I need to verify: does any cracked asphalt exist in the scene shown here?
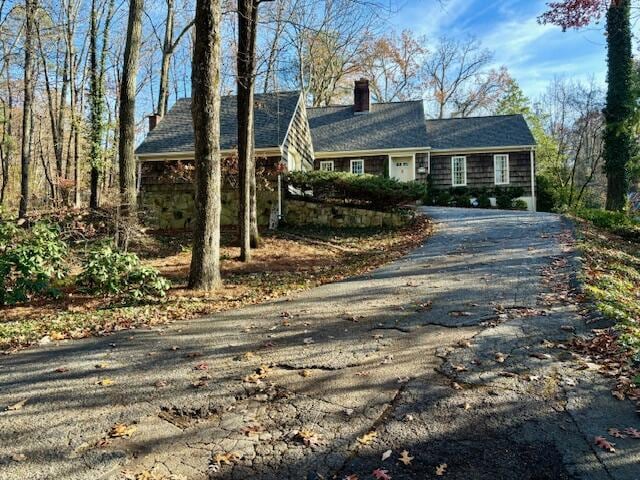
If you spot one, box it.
[1,207,639,479]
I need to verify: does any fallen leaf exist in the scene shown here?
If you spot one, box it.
[381,449,392,461]
[212,451,241,465]
[608,428,626,438]
[530,352,552,360]
[184,351,203,358]
[451,382,463,390]
[194,362,208,371]
[435,463,448,476]
[357,431,378,445]
[449,311,472,317]
[494,352,508,363]
[303,337,315,345]
[154,380,168,388]
[109,423,136,438]
[300,369,312,377]
[343,475,359,480]
[6,399,28,411]
[594,436,615,453]
[50,331,66,341]
[54,367,69,373]
[398,450,413,465]
[11,453,26,462]
[95,363,108,369]
[242,424,264,436]
[297,428,322,447]
[623,427,640,439]
[97,378,114,386]
[372,469,391,480]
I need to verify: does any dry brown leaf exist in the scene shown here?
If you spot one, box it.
[381,449,392,461]
[436,463,448,476]
[357,431,378,445]
[6,399,28,411]
[297,428,322,447]
[109,423,136,438]
[594,436,615,453]
[11,453,26,462]
[97,378,114,386]
[213,451,241,465]
[398,449,414,465]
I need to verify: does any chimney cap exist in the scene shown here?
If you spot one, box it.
[148,113,161,131]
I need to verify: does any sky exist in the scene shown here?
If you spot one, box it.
[390,0,610,100]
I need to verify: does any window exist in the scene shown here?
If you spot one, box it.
[494,154,509,185]
[319,161,334,172]
[451,156,467,186]
[350,159,364,175]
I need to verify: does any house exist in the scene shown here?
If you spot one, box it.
[134,79,537,230]
[135,90,314,229]
[307,79,537,211]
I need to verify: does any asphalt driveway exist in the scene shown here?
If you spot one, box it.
[1,207,638,479]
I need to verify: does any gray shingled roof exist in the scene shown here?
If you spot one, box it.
[135,91,300,155]
[307,101,429,152]
[425,114,535,151]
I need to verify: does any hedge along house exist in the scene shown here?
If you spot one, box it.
[307,79,538,211]
[134,91,314,230]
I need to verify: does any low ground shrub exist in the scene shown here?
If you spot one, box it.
[286,171,427,211]
[576,209,640,241]
[77,245,170,302]
[0,222,68,305]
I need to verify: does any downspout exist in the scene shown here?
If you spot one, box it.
[278,173,282,219]
[530,148,536,212]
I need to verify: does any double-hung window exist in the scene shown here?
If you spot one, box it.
[350,159,364,175]
[494,154,509,185]
[319,160,334,172]
[451,156,467,186]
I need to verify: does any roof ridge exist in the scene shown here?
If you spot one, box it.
[425,113,523,121]
[308,99,423,110]
[173,90,301,103]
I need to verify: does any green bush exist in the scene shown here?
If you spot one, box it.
[78,245,170,302]
[536,175,557,212]
[0,222,68,305]
[495,186,525,210]
[477,193,492,209]
[434,190,453,206]
[286,171,427,211]
[576,208,640,241]
[512,199,529,211]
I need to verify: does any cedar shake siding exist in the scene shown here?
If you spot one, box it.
[430,150,534,196]
[314,155,388,176]
[282,97,314,171]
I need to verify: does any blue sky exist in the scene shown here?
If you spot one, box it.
[390,0,609,100]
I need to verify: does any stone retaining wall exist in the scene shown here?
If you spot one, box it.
[139,184,278,230]
[284,199,413,228]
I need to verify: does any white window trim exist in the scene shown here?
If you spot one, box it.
[319,160,334,172]
[451,156,467,187]
[350,158,365,175]
[494,154,510,185]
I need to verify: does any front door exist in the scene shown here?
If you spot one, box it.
[389,156,415,182]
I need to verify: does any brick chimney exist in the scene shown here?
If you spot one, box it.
[353,78,370,114]
[148,114,161,131]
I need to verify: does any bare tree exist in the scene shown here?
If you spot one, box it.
[189,0,223,290]
[156,0,195,118]
[118,0,144,229]
[357,29,426,102]
[19,0,38,218]
[423,37,509,119]
[537,78,605,208]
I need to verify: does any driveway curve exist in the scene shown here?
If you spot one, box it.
[1,207,638,480]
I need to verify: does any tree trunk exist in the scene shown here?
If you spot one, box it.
[236,0,257,261]
[604,0,632,211]
[19,0,37,219]
[157,0,174,118]
[118,0,143,227]
[188,0,222,290]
